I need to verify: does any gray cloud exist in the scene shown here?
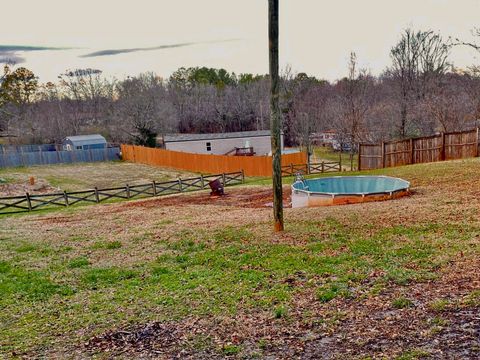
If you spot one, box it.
[0,45,75,64]
[0,45,72,52]
[80,39,240,58]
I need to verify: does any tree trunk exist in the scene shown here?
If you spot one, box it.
[269,0,283,232]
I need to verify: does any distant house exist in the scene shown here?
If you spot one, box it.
[62,134,107,151]
[310,130,337,147]
[162,130,283,156]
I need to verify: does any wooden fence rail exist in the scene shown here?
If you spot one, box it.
[358,128,480,170]
[0,171,244,215]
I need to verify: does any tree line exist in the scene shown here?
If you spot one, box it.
[1,28,480,150]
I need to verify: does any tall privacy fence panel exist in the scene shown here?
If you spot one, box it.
[0,147,121,168]
[358,128,479,170]
[0,144,62,153]
[0,171,244,214]
[121,144,308,177]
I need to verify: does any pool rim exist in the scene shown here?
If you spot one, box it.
[291,175,410,197]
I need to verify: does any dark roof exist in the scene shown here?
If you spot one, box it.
[163,130,272,143]
[63,134,107,145]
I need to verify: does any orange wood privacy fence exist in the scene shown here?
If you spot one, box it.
[358,128,480,170]
[121,145,308,177]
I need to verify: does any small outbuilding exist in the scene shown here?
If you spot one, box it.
[62,134,107,151]
[162,130,283,156]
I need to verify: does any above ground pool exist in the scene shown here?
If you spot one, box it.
[291,175,410,208]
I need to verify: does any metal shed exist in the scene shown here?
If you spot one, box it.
[62,134,107,151]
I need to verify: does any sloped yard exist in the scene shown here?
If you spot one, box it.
[0,161,196,196]
[1,158,479,359]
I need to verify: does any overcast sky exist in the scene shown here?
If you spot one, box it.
[1,0,479,82]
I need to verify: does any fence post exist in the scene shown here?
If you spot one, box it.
[477,128,480,157]
[126,184,130,199]
[358,144,362,171]
[152,181,157,196]
[410,139,414,164]
[178,178,183,192]
[63,191,69,206]
[25,192,32,211]
[321,161,325,173]
[290,163,294,176]
[306,151,311,175]
[200,175,205,189]
[440,132,446,161]
[241,169,245,183]
[222,173,226,186]
[381,142,386,168]
[94,187,100,203]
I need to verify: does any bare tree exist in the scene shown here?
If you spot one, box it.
[423,72,474,132]
[58,68,115,127]
[333,52,373,169]
[388,29,450,138]
[288,73,329,160]
[115,73,177,146]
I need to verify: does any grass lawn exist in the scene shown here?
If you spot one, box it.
[311,146,358,171]
[1,158,480,358]
[0,161,197,194]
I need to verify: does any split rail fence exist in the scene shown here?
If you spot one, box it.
[358,128,480,170]
[281,161,341,176]
[0,171,244,215]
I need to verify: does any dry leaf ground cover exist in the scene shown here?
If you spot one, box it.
[1,158,480,359]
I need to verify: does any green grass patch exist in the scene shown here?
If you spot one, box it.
[392,296,414,309]
[428,298,450,312]
[463,290,480,307]
[0,261,74,303]
[222,344,241,356]
[396,348,431,359]
[68,256,90,269]
[273,305,288,319]
[81,267,139,288]
[91,240,123,250]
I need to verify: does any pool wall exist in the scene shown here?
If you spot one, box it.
[291,176,410,208]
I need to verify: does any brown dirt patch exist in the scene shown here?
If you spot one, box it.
[0,179,58,197]
[120,186,293,210]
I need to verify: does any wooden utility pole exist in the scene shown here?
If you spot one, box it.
[269,0,284,232]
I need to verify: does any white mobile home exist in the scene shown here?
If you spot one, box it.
[162,130,283,156]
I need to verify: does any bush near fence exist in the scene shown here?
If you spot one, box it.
[121,144,308,177]
[0,147,121,168]
[358,128,480,170]
[0,171,244,214]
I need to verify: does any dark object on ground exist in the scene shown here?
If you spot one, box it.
[209,179,224,196]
